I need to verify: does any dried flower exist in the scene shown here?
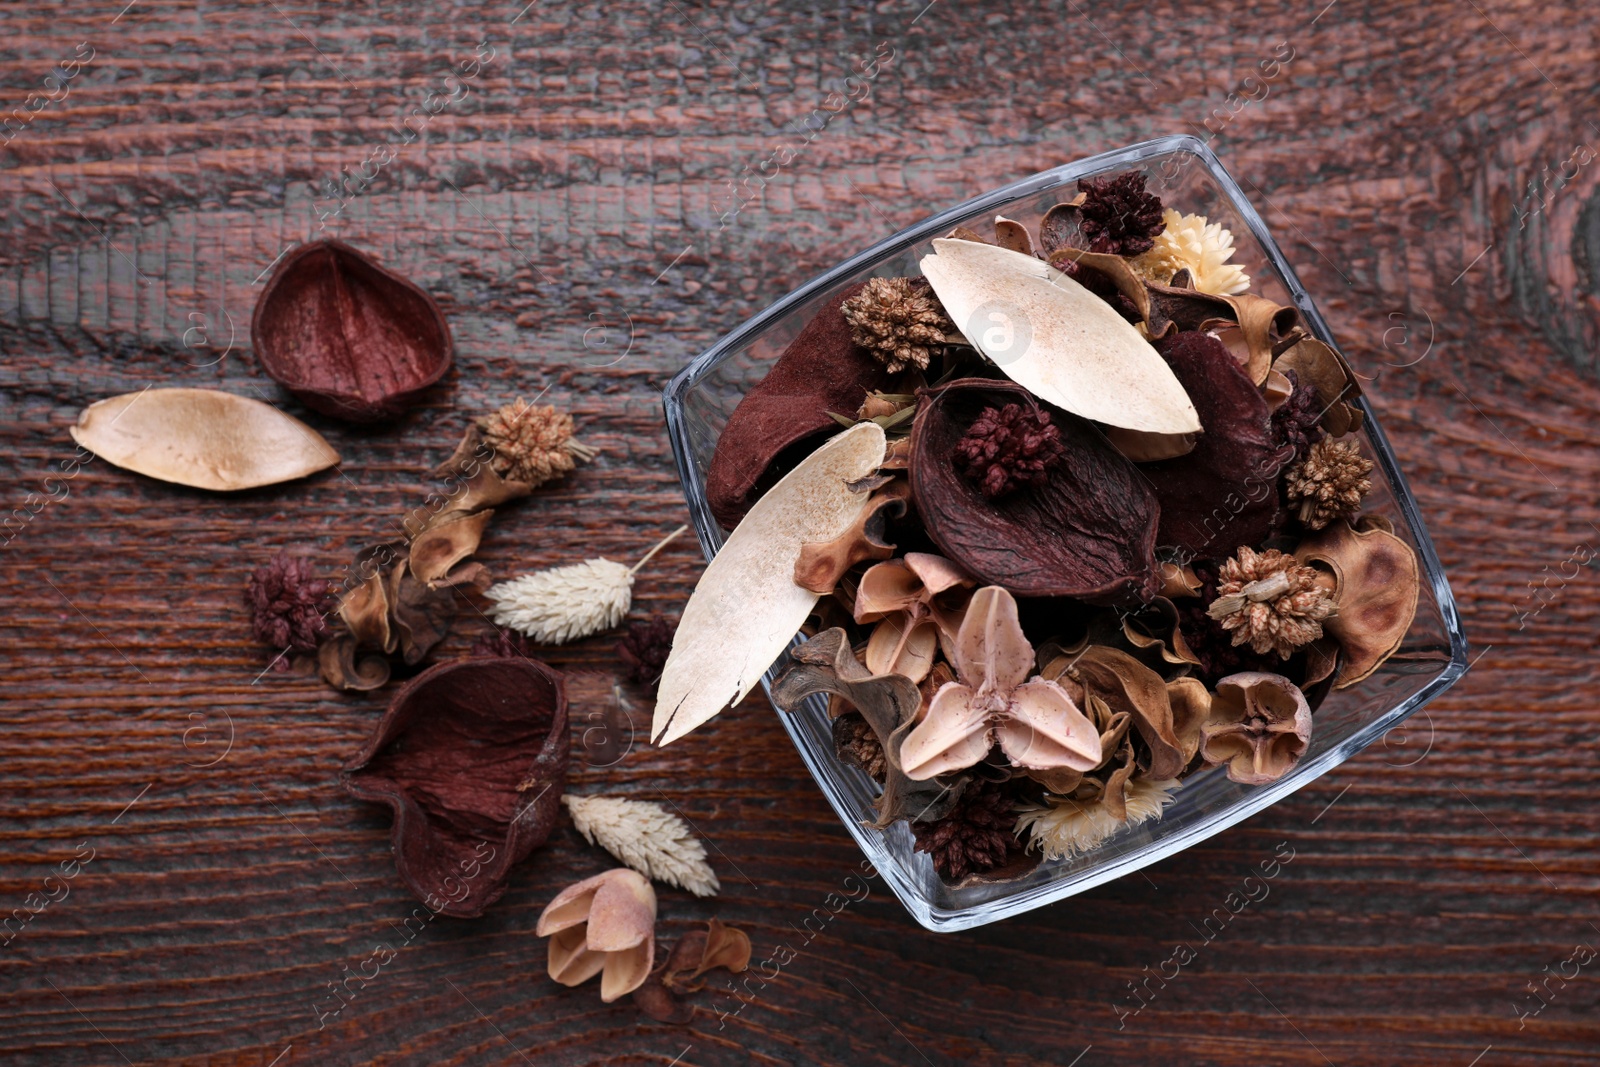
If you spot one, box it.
[477,401,597,488]
[1207,547,1336,659]
[617,615,676,684]
[471,627,530,659]
[1284,438,1374,530]
[245,554,331,666]
[537,869,657,1002]
[487,526,686,645]
[1200,672,1312,785]
[899,586,1102,780]
[634,919,752,1023]
[1076,172,1166,256]
[952,402,1068,499]
[1132,210,1249,295]
[252,240,453,422]
[839,276,953,373]
[1295,520,1420,689]
[341,657,569,917]
[910,780,1016,881]
[1014,777,1179,862]
[834,711,888,781]
[562,794,720,898]
[1270,369,1326,459]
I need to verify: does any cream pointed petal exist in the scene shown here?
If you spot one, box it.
[548,925,608,986]
[599,941,655,1002]
[584,869,657,953]
[535,871,611,936]
[998,679,1103,772]
[898,682,993,780]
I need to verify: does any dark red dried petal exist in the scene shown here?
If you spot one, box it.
[705,282,894,528]
[1139,332,1295,561]
[341,658,569,918]
[252,240,453,422]
[911,378,1161,602]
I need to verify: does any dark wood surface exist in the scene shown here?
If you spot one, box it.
[2,1,1597,1064]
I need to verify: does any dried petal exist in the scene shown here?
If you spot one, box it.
[654,423,886,746]
[864,614,939,682]
[917,239,1200,433]
[252,240,452,422]
[1048,645,1186,780]
[391,566,461,666]
[911,378,1162,601]
[71,388,340,491]
[342,658,569,917]
[410,509,494,585]
[706,283,893,527]
[1273,337,1363,437]
[317,633,391,691]
[793,480,909,594]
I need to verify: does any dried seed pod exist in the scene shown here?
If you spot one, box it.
[538,868,657,1002]
[341,657,569,917]
[71,388,340,491]
[1201,672,1312,785]
[1294,520,1419,688]
[252,240,453,422]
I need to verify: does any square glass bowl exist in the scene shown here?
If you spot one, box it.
[662,135,1469,932]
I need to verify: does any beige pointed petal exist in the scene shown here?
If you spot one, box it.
[653,422,886,745]
[854,558,925,623]
[997,678,1102,771]
[864,615,938,682]
[953,586,1034,692]
[548,925,607,986]
[901,552,975,596]
[71,387,340,491]
[536,871,610,936]
[898,682,992,780]
[584,869,657,952]
[599,941,655,1002]
[918,239,1200,433]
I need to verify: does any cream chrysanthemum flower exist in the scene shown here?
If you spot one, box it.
[1133,209,1250,295]
[1013,778,1180,862]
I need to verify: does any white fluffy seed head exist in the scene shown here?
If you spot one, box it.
[1013,778,1179,862]
[485,558,633,644]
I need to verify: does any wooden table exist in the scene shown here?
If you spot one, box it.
[2,1,1596,1064]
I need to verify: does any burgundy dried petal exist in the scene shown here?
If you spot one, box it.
[252,240,453,422]
[1140,332,1295,560]
[911,378,1161,602]
[341,658,569,918]
[1270,369,1326,460]
[705,283,894,528]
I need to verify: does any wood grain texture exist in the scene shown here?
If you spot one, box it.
[1,0,1598,1064]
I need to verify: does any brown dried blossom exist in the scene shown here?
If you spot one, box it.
[477,401,597,488]
[1207,547,1336,660]
[1284,438,1373,530]
[952,402,1067,499]
[1076,172,1166,256]
[245,554,331,665]
[840,277,953,373]
[910,779,1016,881]
[1200,672,1313,785]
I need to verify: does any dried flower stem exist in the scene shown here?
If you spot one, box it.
[630,524,689,576]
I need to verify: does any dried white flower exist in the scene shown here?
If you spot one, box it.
[487,558,633,643]
[485,526,687,645]
[563,794,720,898]
[1013,778,1180,862]
[1133,210,1250,295]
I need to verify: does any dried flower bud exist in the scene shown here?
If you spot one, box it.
[910,780,1016,881]
[245,554,331,666]
[1270,370,1326,459]
[1284,438,1374,530]
[617,614,676,684]
[840,276,953,373]
[477,401,596,488]
[1076,172,1166,256]
[952,402,1067,499]
[1207,546,1336,659]
[833,711,888,782]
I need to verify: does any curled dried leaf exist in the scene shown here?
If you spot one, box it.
[1274,337,1364,437]
[911,378,1162,601]
[1294,520,1419,688]
[71,388,340,491]
[318,633,391,691]
[410,509,494,585]
[1046,644,1186,780]
[654,423,887,746]
[992,215,1035,255]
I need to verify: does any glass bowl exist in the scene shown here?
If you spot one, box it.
[661,134,1469,932]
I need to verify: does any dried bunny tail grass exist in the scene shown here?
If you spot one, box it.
[563,794,720,898]
[1014,778,1180,862]
[485,526,687,645]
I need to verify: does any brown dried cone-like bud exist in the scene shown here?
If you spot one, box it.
[952,402,1067,498]
[1076,172,1166,256]
[833,711,888,782]
[477,400,598,488]
[910,780,1017,881]
[1284,439,1374,530]
[840,277,953,374]
[1207,546,1336,659]
[245,554,331,667]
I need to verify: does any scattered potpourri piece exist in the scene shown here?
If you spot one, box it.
[665,170,1420,882]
